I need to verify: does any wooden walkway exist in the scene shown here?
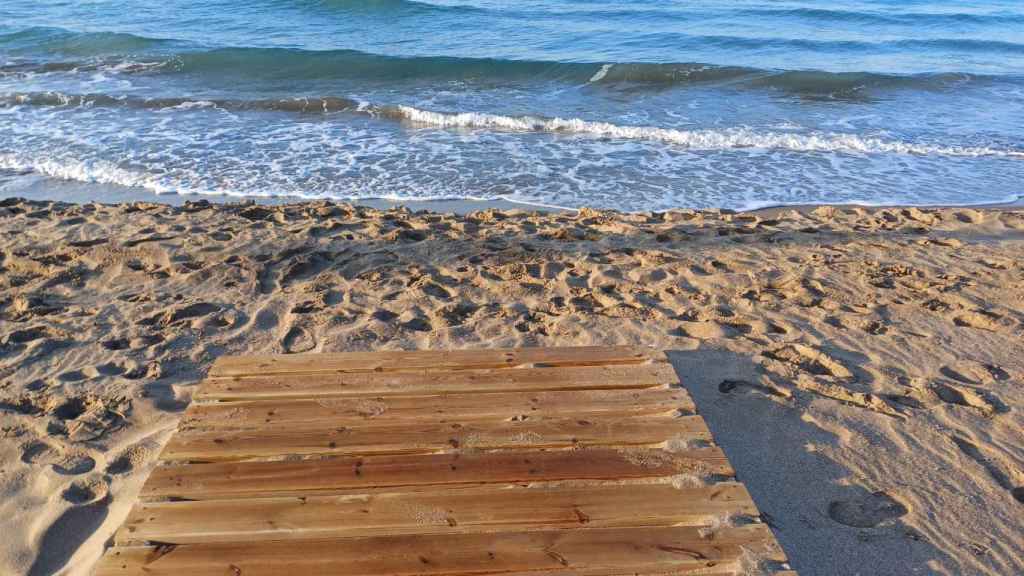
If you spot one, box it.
[95,346,793,575]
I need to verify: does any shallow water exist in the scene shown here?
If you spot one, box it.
[1,0,1023,210]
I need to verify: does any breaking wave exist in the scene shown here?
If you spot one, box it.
[0,92,360,112]
[4,91,1022,159]
[387,106,1024,158]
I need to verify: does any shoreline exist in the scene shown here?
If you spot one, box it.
[1,195,1022,575]
[3,171,1022,216]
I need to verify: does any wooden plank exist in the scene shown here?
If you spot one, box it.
[209,345,652,377]
[142,448,734,500]
[96,524,782,576]
[182,388,693,431]
[486,568,755,576]
[160,416,712,462]
[118,483,757,544]
[96,347,794,575]
[196,363,679,402]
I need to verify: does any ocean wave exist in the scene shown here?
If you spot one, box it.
[0,26,178,57]
[0,51,761,86]
[4,90,1022,158]
[0,92,360,112]
[285,0,488,16]
[625,33,1024,56]
[893,38,1024,55]
[0,153,182,195]
[0,59,166,79]
[1,54,1012,102]
[4,150,1019,214]
[282,0,1024,28]
[388,105,1024,158]
[0,152,495,204]
[5,20,1024,99]
[735,7,1024,26]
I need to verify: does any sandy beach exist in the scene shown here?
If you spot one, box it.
[1,197,1022,575]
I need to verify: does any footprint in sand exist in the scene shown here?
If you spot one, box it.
[290,301,322,314]
[201,309,244,330]
[940,362,1011,385]
[717,379,788,398]
[401,317,433,332]
[954,209,983,224]
[828,491,908,528]
[418,282,452,300]
[2,325,57,345]
[930,381,1001,416]
[980,258,1010,270]
[122,359,161,381]
[953,310,1013,332]
[8,294,65,319]
[440,303,479,327]
[101,337,131,351]
[106,443,155,475]
[254,307,279,330]
[951,436,1024,504]
[21,441,62,465]
[825,316,888,335]
[68,238,108,248]
[278,251,333,289]
[52,453,97,476]
[372,309,399,323]
[62,476,109,505]
[163,302,222,326]
[860,320,889,335]
[44,394,131,441]
[764,344,852,378]
[53,397,88,420]
[673,320,736,340]
[922,297,960,313]
[282,325,316,354]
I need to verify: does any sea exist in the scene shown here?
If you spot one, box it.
[1,0,1023,211]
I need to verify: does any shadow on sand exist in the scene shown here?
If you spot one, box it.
[665,346,953,576]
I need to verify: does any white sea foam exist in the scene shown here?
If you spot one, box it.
[0,153,194,196]
[393,105,1024,158]
[164,100,217,111]
[0,152,495,204]
[589,64,613,83]
[106,60,165,73]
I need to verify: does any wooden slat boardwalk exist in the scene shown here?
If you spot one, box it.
[95,345,794,575]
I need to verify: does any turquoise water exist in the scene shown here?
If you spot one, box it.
[1,1,1023,210]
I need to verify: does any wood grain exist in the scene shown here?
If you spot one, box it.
[196,363,679,401]
[142,447,734,500]
[161,415,711,462]
[97,525,782,576]
[118,483,757,544]
[182,388,693,431]
[209,345,652,377]
[96,346,793,575]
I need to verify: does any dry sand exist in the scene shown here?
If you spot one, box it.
[0,197,1022,575]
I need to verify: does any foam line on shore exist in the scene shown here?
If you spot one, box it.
[391,105,1024,158]
[5,91,1021,159]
